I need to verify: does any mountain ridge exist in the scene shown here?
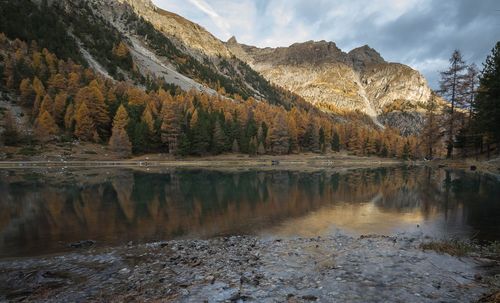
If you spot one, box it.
[226,37,432,131]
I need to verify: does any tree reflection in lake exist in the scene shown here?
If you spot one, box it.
[0,167,498,257]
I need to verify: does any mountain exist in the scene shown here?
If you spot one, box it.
[0,0,439,160]
[227,38,432,133]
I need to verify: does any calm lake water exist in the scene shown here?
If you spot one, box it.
[0,166,499,258]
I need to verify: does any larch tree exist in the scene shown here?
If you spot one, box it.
[109,105,132,157]
[287,114,299,153]
[53,92,68,126]
[141,106,155,134]
[440,50,467,159]
[74,102,97,141]
[47,73,66,92]
[19,78,34,105]
[39,94,54,116]
[64,103,75,130]
[267,113,290,155]
[35,110,58,143]
[112,42,130,59]
[32,76,45,97]
[160,98,181,154]
[74,84,109,139]
[421,93,442,159]
[463,64,480,120]
[67,72,80,95]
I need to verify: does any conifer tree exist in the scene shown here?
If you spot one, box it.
[74,102,97,141]
[40,94,54,115]
[232,138,240,153]
[32,76,45,97]
[366,137,378,155]
[190,109,211,155]
[212,119,227,154]
[472,42,500,149]
[113,42,130,58]
[249,136,258,156]
[421,93,442,159]
[109,105,132,157]
[401,141,411,160]
[2,110,20,146]
[53,92,67,126]
[47,73,66,92]
[141,106,155,134]
[35,110,58,142]
[257,141,266,155]
[160,98,181,154]
[74,85,109,138]
[19,78,34,105]
[319,127,326,153]
[440,50,467,158]
[268,113,290,155]
[331,131,340,152]
[64,103,75,130]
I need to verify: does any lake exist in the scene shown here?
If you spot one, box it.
[0,166,499,258]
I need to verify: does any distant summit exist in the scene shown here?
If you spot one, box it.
[227,36,238,45]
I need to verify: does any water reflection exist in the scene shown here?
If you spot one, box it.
[0,167,499,258]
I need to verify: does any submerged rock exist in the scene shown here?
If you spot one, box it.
[68,240,96,249]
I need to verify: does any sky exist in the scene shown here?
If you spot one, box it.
[152,0,500,88]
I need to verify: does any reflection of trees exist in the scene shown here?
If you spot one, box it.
[113,173,135,222]
[1,167,499,256]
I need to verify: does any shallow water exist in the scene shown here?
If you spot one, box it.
[0,166,499,258]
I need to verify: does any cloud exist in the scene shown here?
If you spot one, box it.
[186,0,232,38]
[152,0,500,88]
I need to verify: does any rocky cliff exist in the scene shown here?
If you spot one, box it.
[116,0,231,59]
[227,38,432,131]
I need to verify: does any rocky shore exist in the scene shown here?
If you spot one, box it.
[1,233,497,302]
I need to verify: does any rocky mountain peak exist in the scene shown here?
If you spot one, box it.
[245,40,348,66]
[227,36,238,45]
[348,45,385,71]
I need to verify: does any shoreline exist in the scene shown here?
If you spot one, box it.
[0,153,406,170]
[0,232,497,302]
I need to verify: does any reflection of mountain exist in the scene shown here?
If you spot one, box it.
[0,167,499,257]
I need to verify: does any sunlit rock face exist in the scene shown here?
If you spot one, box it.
[116,0,232,59]
[227,39,433,132]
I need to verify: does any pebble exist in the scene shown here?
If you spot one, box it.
[119,268,131,275]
